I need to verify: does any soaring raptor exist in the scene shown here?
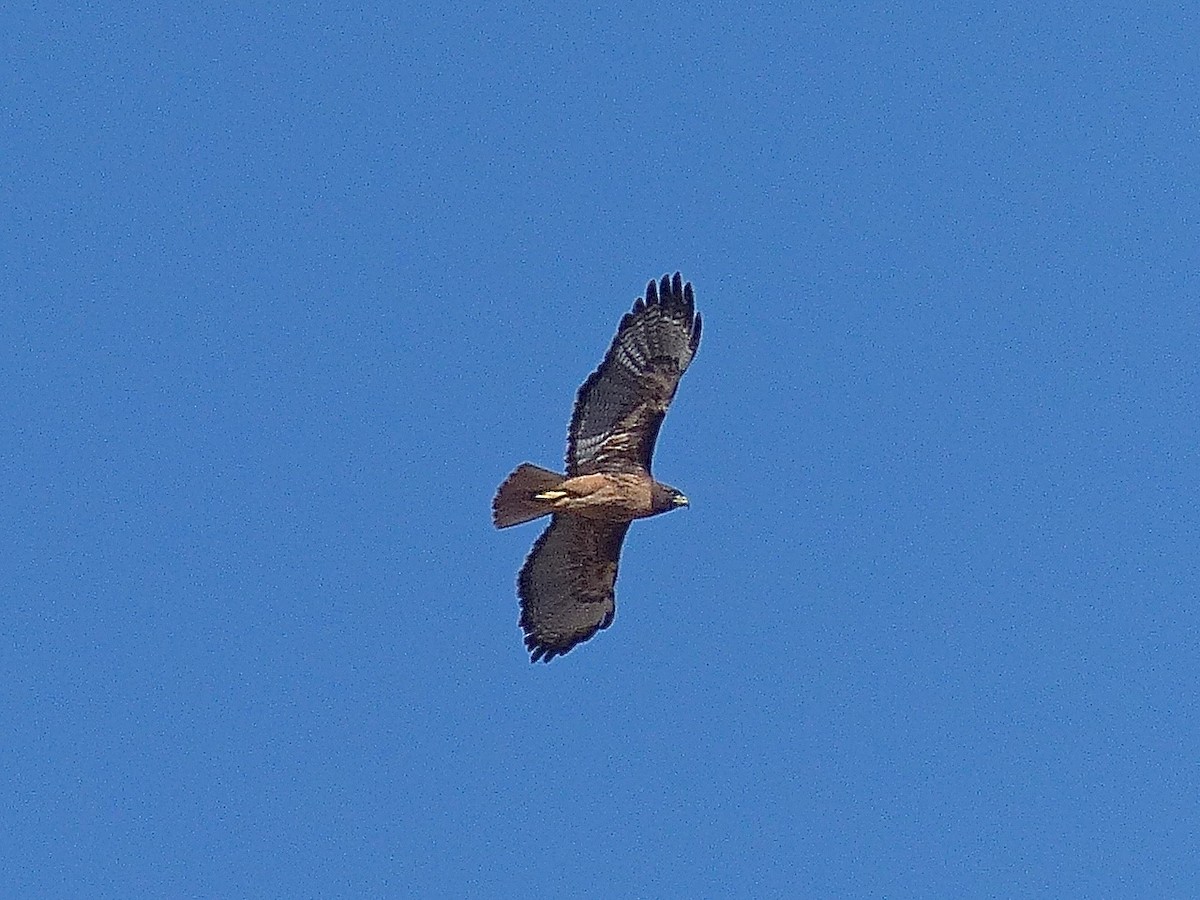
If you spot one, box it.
[493,273,702,662]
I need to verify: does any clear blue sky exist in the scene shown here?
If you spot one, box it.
[4,2,1198,896]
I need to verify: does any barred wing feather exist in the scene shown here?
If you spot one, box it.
[566,273,702,476]
[518,517,631,662]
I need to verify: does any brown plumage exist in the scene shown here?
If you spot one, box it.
[493,273,702,662]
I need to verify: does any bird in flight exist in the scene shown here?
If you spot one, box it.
[493,273,702,662]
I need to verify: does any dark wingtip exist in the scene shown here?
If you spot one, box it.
[631,272,701,350]
[527,640,558,663]
[636,272,694,313]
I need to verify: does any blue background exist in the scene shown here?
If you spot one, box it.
[4,2,1198,896]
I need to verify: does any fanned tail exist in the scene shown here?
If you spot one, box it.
[492,464,564,528]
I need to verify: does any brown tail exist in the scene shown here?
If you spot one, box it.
[492,463,564,528]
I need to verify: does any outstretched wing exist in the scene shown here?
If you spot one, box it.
[567,273,702,476]
[518,516,631,662]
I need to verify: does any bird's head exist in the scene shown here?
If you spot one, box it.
[651,482,690,514]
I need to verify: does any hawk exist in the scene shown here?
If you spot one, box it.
[493,273,702,662]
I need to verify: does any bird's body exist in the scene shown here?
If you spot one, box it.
[493,273,701,662]
[496,469,676,523]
